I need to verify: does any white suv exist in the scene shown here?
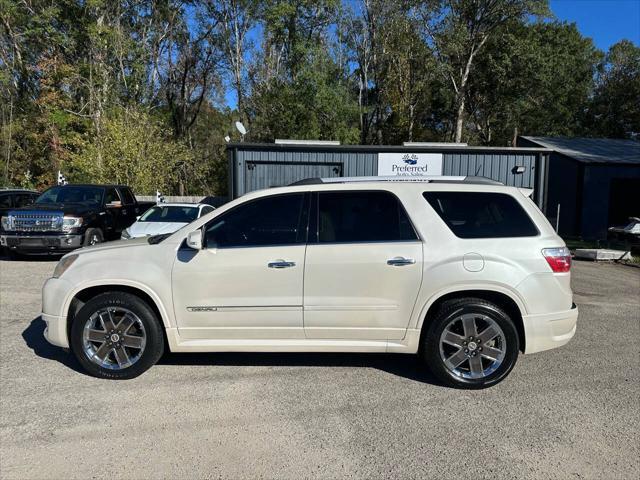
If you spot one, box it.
[41,177,577,388]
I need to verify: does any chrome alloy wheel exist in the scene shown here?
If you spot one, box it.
[438,313,506,380]
[82,307,146,370]
[88,233,101,245]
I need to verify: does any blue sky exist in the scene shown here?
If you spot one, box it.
[550,0,640,50]
[223,0,640,109]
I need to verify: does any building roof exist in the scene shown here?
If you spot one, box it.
[520,136,640,165]
[227,142,550,154]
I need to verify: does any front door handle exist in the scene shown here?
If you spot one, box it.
[387,257,416,266]
[268,260,296,269]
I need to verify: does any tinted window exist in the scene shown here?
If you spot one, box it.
[14,193,37,207]
[36,186,103,205]
[200,206,215,216]
[423,192,539,238]
[139,206,199,223]
[0,194,11,208]
[120,188,135,205]
[105,188,121,204]
[317,191,418,243]
[205,194,306,248]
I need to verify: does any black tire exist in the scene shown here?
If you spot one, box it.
[5,248,21,260]
[421,298,519,389]
[83,228,104,247]
[70,292,164,379]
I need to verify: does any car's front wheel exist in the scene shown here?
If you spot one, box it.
[422,298,520,389]
[83,228,104,247]
[70,292,164,379]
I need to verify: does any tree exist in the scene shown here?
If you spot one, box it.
[249,48,359,143]
[584,40,640,139]
[417,0,548,143]
[205,0,261,122]
[71,107,202,194]
[377,8,436,143]
[466,20,600,145]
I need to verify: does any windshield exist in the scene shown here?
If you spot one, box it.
[139,205,199,223]
[36,186,103,205]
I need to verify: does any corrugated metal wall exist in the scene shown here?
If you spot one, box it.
[443,153,537,188]
[231,148,538,198]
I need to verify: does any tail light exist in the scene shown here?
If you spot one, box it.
[542,247,571,273]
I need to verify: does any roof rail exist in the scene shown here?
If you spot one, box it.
[288,176,503,186]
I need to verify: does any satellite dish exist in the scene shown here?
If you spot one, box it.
[235,121,247,135]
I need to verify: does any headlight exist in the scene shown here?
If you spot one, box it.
[53,254,78,278]
[1,216,10,231]
[121,228,131,239]
[61,216,83,233]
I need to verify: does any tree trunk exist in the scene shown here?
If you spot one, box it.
[408,103,415,142]
[454,97,465,143]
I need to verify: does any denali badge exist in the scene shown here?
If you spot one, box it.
[187,306,218,312]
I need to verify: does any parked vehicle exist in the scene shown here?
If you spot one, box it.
[0,188,39,218]
[1,184,141,256]
[41,176,577,388]
[608,217,640,245]
[121,203,215,239]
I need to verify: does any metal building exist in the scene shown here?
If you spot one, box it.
[227,141,551,206]
[518,136,640,239]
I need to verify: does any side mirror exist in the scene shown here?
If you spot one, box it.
[186,229,204,250]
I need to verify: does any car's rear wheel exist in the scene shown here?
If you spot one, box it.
[422,298,519,389]
[70,292,164,379]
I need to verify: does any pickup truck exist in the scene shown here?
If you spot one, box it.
[1,184,149,256]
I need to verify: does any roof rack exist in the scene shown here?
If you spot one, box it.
[288,176,503,186]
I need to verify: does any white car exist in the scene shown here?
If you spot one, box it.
[41,177,577,388]
[121,203,215,239]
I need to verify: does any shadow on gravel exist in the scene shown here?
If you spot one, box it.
[22,317,84,374]
[21,316,444,385]
[0,253,62,262]
[160,351,444,386]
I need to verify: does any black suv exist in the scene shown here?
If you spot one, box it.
[1,184,144,256]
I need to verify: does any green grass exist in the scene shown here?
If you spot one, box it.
[562,237,600,250]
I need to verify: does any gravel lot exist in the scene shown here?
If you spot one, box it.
[1,257,638,479]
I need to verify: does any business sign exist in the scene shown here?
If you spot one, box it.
[377,152,443,176]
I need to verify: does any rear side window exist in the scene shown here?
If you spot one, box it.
[317,191,418,243]
[119,188,136,205]
[200,206,215,216]
[105,188,121,204]
[423,192,538,238]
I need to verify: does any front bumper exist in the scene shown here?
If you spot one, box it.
[42,313,69,348]
[41,276,73,348]
[522,303,578,354]
[1,233,82,253]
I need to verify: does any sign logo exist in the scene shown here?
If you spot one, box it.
[378,152,443,177]
[402,154,418,165]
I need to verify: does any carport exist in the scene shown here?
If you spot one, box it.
[518,136,640,240]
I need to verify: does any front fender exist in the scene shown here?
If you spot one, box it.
[61,278,174,329]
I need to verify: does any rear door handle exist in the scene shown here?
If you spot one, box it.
[268,260,296,269]
[387,257,416,266]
